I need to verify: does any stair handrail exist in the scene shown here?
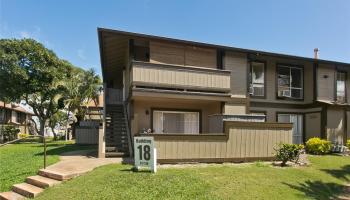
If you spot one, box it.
[123,102,133,157]
[0,135,47,169]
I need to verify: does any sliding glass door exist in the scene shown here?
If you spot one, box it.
[153,110,199,134]
[277,114,303,144]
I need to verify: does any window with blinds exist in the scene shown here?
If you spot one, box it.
[153,110,199,134]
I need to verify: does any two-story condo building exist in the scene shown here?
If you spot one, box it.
[98,28,349,160]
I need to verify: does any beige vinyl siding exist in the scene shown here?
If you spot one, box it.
[317,64,335,101]
[224,52,247,97]
[149,41,217,68]
[152,121,292,161]
[132,97,221,134]
[327,107,345,144]
[223,103,247,115]
[132,62,230,92]
[305,112,321,140]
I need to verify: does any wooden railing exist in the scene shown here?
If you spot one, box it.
[106,88,123,104]
[131,61,231,93]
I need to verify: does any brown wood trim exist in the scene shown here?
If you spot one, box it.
[132,81,231,93]
[250,101,322,109]
[157,157,275,164]
[139,133,228,141]
[224,121,293,129]
[132,60,231,74]
[150,108,202,134]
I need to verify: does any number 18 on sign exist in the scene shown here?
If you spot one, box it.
[134,136,157,173]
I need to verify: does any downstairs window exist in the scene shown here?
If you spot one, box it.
[152,110,199,134]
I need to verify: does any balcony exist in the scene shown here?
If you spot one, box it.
[131,61,231,93]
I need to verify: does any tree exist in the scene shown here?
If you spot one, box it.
[63,68,101,134]
[48,110,68,140]
[0,39,70,136]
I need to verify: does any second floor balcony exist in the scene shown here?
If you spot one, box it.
[131,61,231,94]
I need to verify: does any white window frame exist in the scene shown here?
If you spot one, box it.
[336,71,346,103]
[277,113,303,144]
[277,65,303,99]
[152,110,200,134]
[249,61,265,97]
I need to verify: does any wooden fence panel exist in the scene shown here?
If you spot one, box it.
[148,121,293,163]
[76,127,99,144]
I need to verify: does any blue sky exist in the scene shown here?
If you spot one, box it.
[1,0,349,75]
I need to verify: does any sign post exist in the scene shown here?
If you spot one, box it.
[134,136,157,173]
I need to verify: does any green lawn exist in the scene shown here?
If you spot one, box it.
[0,140,96,192]
[35,155,350,200]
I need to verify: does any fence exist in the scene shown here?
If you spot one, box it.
[146,121,292,163]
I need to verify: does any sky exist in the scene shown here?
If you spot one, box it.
[0,0,349,76]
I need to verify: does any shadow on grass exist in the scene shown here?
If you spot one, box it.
[321,165,350,182]
[119,168,152,173]
[34,144,97,157]
[283,181,345,200]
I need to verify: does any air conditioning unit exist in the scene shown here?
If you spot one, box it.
[281,90,290,97]
[249,86,254,95]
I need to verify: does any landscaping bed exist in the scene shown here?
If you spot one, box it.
[35,155,350,200]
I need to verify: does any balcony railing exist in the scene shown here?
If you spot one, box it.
[131,61,231,93]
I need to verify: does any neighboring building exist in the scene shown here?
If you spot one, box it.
[97,28,349,160]
[0,101,34,134]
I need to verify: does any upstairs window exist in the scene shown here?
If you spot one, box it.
[336,71,346,103]
[133,40,150,62]
[277,65,303,99]
[249,61,265,97]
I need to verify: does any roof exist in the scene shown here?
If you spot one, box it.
[0,101,35,115]
[98,27,350,67]
[85,93,104,108]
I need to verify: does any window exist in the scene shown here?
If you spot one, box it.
[277,114,303,144]
[277,65,303,99]
[249,62,265,97]
[336,71,346,103]
[153,110,199,134]
[133,40,150,62]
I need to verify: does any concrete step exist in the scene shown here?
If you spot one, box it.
[0,191,25,200]
[38,169,68,181]
[12,183,43,198]
[26,175,61,188]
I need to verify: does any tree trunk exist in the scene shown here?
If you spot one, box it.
[38,119,46,143]
[51,127,57,140]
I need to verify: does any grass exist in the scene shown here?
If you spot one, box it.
[0,140,96,192]
[35,155,350,200]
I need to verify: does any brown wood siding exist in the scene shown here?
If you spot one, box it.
[305,112,321,140]
[149,41,217,68]
[132,62,230,92]
[224,52,247,97]
[317,64,335,101]
[147,121,292,161]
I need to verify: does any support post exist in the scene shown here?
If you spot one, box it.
[98,123,105,158]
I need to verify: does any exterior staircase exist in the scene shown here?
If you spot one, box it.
[105,104,131,157]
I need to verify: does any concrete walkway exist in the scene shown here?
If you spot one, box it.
[0,150,127,200]
[38,150,125,180]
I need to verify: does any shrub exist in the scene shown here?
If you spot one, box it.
[0,125,20,142]
[18,133,30,139]
[347,140,350,149]
[305,137,332,155]
[275,143,304,167]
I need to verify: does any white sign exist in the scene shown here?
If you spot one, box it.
[134,136,157,173]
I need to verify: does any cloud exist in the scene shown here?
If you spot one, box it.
[77,49,86,60]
